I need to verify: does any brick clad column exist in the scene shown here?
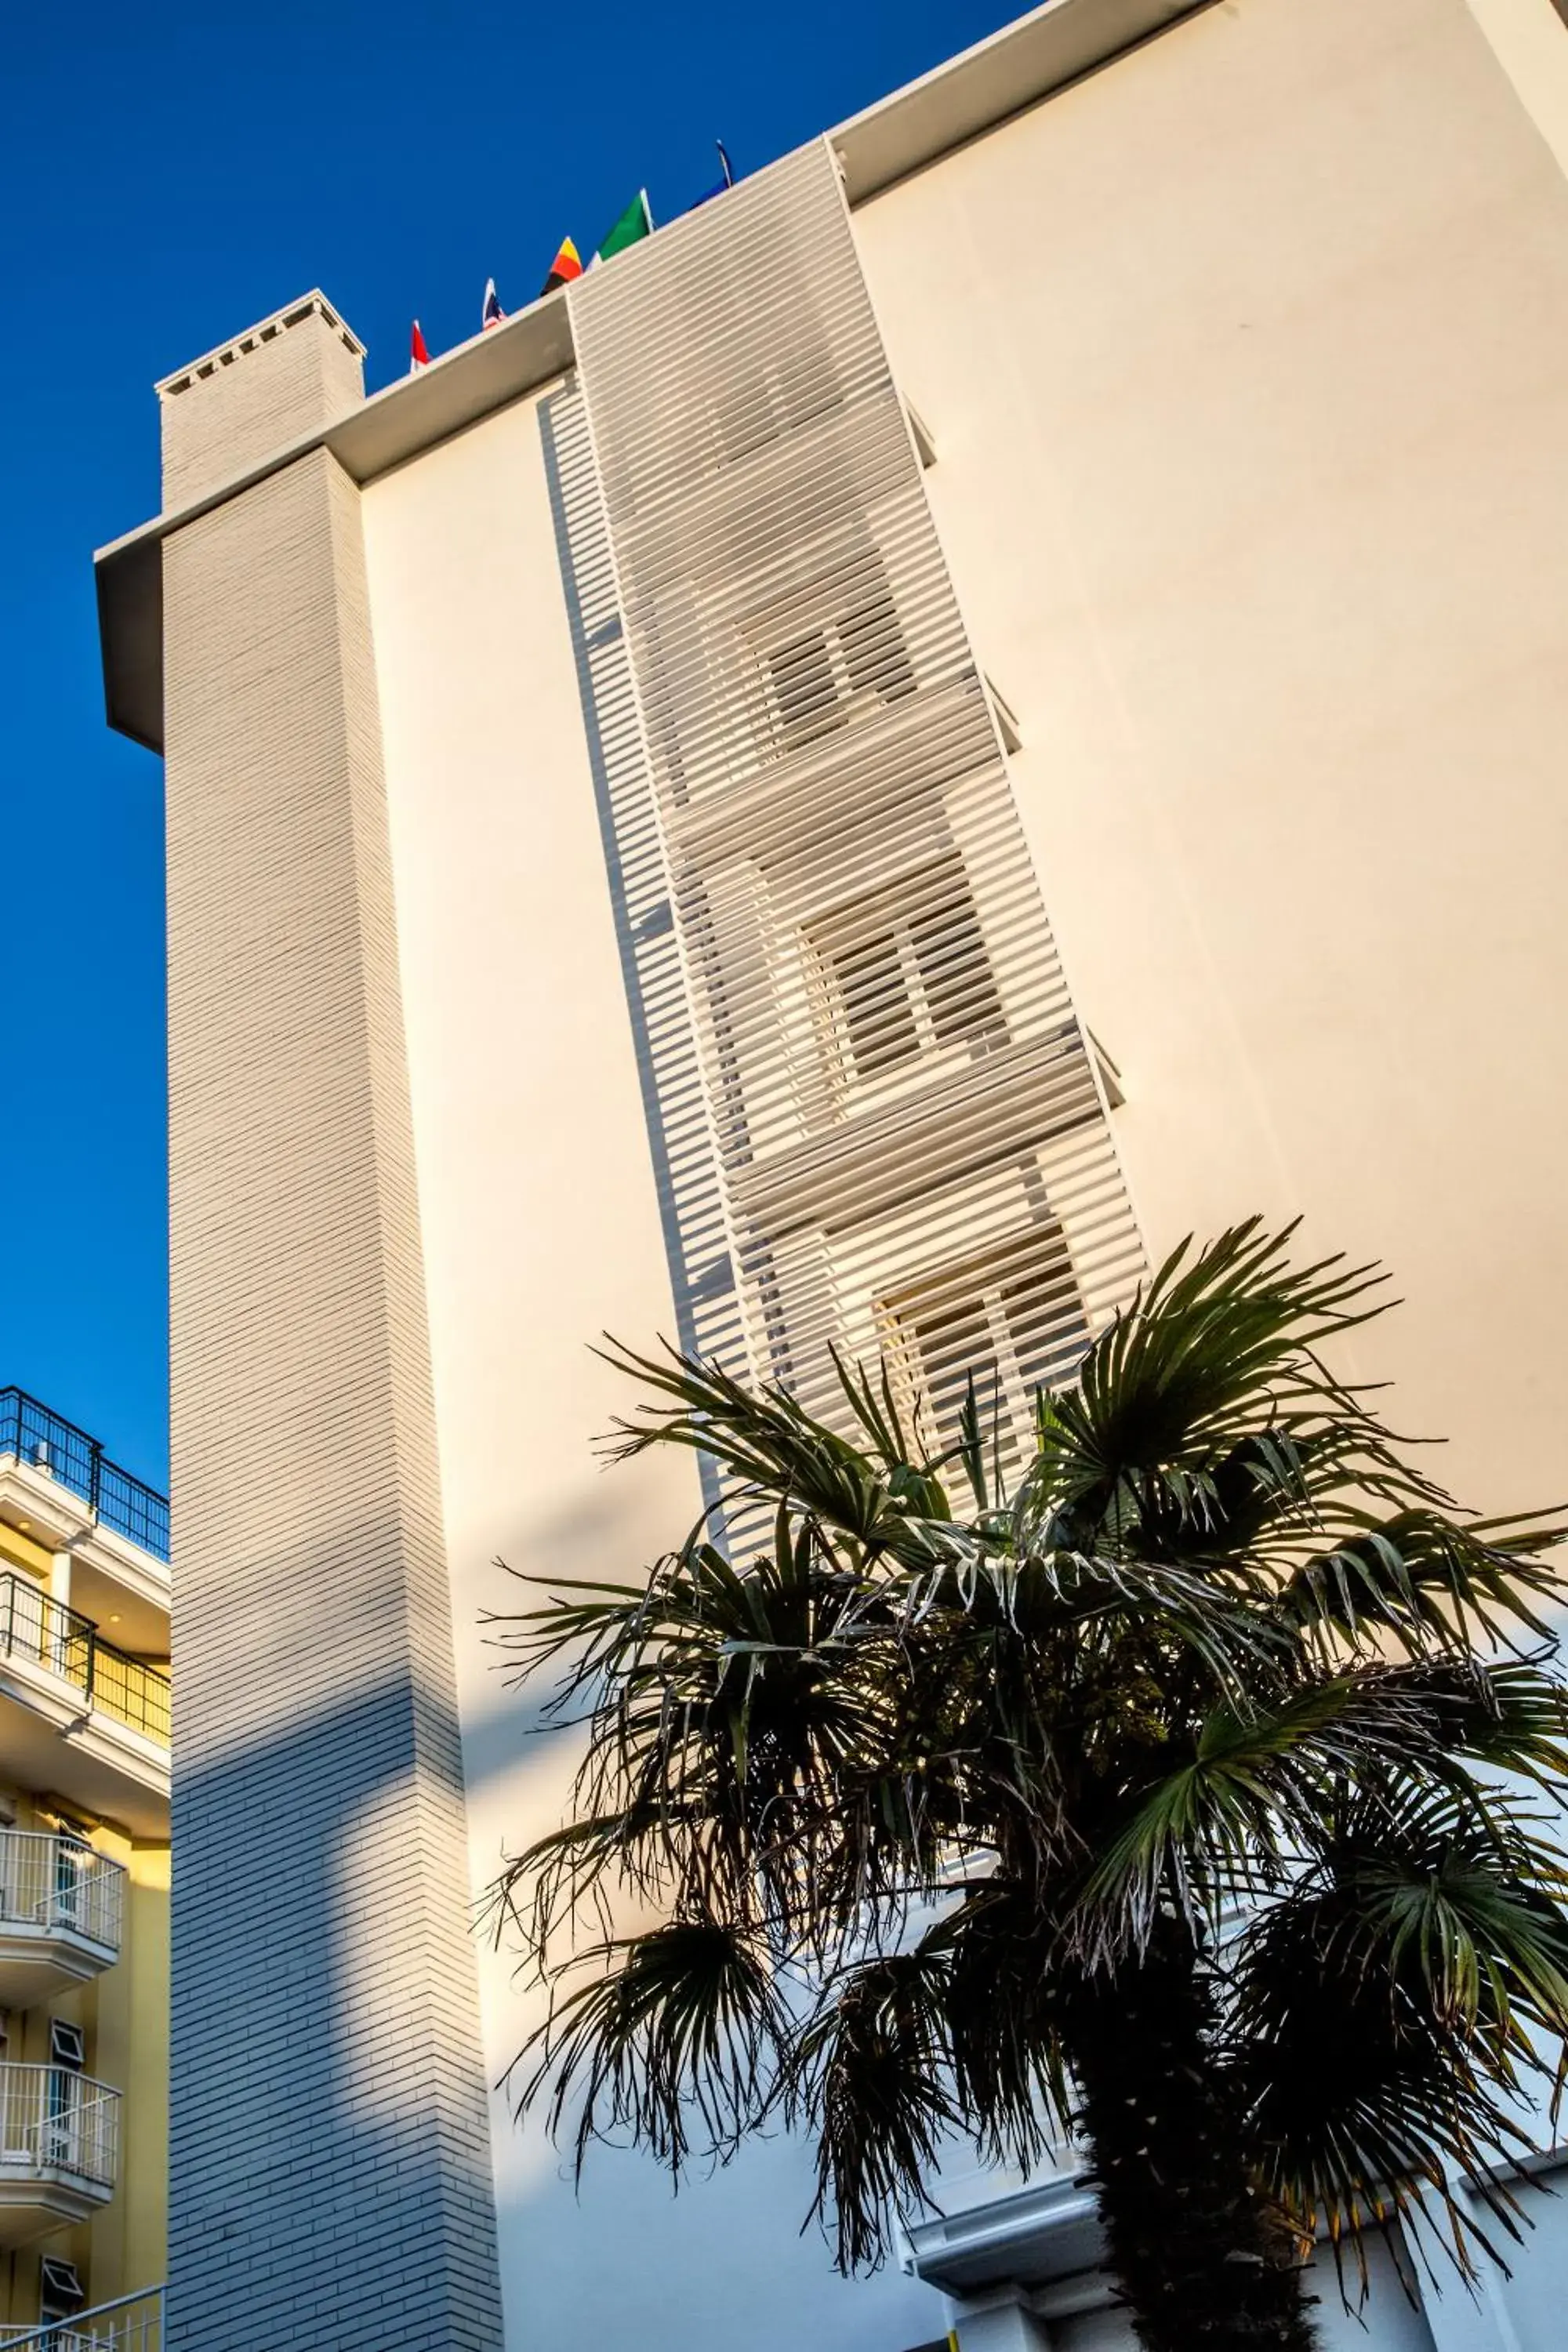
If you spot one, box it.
[160,309,503,2351]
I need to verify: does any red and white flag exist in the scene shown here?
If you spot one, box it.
[410,319,431,372]
[481,278,505,332]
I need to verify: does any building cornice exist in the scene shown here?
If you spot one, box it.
[155,289,365,401]
[94,0,1207,754]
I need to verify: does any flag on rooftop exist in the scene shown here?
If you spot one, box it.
[689,140,735,211]
[539,237,583,298]
[481,278,506,332]
[409,319,431,373]
[595,190,653,263]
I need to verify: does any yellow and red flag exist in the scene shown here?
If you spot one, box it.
[539,238,583,298]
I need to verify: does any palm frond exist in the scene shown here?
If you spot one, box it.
[1014,1220,1401,1555]
[826,1342,953,1521]
[1357,1658,1568,1797]
[1074,1677,1432,1951]
[924,1888,1075,2174]
[510,1918,789,2180]
[1279,1508,1568,1658]
[1231,1784,1568,2278]
[789,1947,958,2271]
[595,1337,949,1564]
[955,1373,991,1515]
[492,1219,1568,2318]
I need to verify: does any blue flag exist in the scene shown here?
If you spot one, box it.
[689,140,735,211]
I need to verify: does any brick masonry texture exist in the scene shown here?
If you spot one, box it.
[159,305,365,509]
[162,427,504,2348]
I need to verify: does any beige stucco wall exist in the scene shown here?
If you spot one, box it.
[1467,0,1568,171]
[854,0,1568,1515]
[314,2,1568,2338]
[122,4,1568,2348]
[360,374,699,2060]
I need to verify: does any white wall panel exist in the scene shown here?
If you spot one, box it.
[566,138,1144,1494]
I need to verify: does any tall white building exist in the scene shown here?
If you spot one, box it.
[93,2,1568,2348]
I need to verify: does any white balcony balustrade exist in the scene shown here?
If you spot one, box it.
[0,1831,125,2009]
[0,2288,164,2351]
[0,2066,121,2243]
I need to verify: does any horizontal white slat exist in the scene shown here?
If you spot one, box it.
[564,139,1145,1511]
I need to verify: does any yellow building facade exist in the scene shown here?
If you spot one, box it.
[0,1392,169,2337]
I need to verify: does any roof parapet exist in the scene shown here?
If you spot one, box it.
[155,291,365,401]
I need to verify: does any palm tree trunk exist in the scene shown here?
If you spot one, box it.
[1062,1922,1319,2351]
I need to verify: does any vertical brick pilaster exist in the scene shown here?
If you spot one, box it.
[163,444,503,2351]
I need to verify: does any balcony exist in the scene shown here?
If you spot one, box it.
[0,2066,120,2243]
[0,1392,169,1696]
[0,1392,168,1564]
[0,1577,169,1743]
[0,2288,163,2350]
[0,1577,169,1838]
[0,1831,125,2009]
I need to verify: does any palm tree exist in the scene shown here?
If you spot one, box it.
[488,1223,1568,2352]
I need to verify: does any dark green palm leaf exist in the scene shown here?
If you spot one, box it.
[789,1947,959,2272]
[510,1918,789,2180]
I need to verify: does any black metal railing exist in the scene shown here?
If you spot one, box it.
[0,1572,170,1747]
[0,1389,169,1563]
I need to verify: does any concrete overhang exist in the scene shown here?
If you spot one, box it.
[905,2172,1108,2298]
[93,0,1207,755]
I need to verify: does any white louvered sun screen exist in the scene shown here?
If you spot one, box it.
[560,137,1145,1512]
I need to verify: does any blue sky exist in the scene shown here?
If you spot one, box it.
[0,0,1011,1490]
